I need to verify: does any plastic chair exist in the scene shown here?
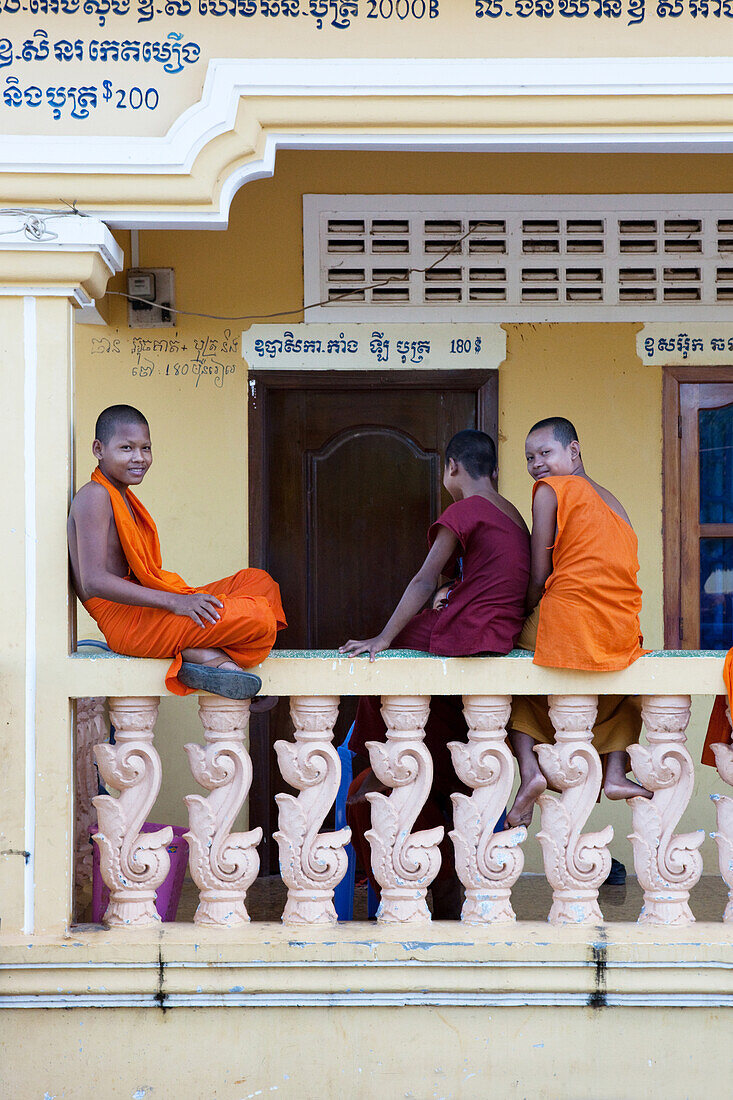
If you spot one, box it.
[333,721,508,920]
[77,638,112,651]
[334,723,379,920]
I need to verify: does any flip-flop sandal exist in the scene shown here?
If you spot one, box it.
[178,662,262,700]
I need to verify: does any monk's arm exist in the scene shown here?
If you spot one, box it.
[70,488,222,626]
[526,482,557,612]
[340,527,459,661]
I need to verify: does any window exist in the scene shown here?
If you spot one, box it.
[304,195,733,321]
[663,368,733,649]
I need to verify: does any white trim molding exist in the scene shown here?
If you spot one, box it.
[3,58,733,228]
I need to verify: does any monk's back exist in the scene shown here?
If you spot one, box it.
[535,475,645,671]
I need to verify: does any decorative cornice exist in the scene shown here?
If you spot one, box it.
[2,58,733,227]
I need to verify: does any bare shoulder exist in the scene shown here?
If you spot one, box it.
[532,480,558,511]
[69,481,112,522]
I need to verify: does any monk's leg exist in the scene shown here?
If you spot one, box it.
[603,750,652,801]
[505,726,548,828]
[504,609,549,827]
[591,696,652,800]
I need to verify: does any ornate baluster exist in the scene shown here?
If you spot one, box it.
[448,695,525,923]
[628,695,703,926]
[184,696,262,926]
[536,695,613,925]
[274,696,350,924]
[92,696,171,927]
[711,701,733,922]
[365,695,443,923]
[75,697,108,890]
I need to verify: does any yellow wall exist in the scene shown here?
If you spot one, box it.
[3,1003,732,1099]
[73,148,730,864]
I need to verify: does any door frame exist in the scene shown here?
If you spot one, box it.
[247,368,499,572]
[662,365,733,649]
[246,368,497,871]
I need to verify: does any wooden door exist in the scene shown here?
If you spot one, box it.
[663,368,733,649]
[249,369,497,871]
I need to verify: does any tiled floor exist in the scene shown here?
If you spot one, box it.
[177,872,730,924]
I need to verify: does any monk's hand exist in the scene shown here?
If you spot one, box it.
[170,592,223,627]
[338,635,390,662]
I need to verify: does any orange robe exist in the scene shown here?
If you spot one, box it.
[82,468,286,695]
[701,650,733,767]
[510,476,647,754]
[532,475,647,672]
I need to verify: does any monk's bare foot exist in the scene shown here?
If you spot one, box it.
[182,646,239,672]
[602,749,652,801]
[504,773,547,828]
[603,775,653,801]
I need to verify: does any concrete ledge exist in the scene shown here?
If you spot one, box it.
[2,921,733,1009]
[65,649,727,698]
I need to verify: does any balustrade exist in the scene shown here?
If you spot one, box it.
[81,680,729,929]
[184,696,262,926]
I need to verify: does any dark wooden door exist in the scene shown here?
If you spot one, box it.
[249,370,497,871]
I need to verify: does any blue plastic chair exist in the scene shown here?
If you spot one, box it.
[334,723,379,920]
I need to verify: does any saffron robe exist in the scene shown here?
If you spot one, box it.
[82,468,286,695]
[532,475,647,672]
[510,476,647,753]
[701,650,733,767]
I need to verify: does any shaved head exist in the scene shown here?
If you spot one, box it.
[527,416,579,448]
[95,405,149,445]
[445,429,497,479]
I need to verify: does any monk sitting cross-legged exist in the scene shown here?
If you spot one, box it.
[505,416,652,829]
[68,404,286,699]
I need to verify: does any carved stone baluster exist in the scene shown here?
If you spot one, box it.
[448,695,526,923]
[628,695,704,926]
[711,701,733,922]
[184,696,262,926]
[536,695,613,925]
[365,695,443,924]
[92,696,171,927]
[274,696,350,925]
[75,697,109,890]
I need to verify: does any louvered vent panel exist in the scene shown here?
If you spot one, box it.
[306,196,733,319]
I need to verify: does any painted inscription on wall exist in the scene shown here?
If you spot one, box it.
[0,0,729,126]
[86,327,240,388]
[241,322,506,370]
[637,324,733,364]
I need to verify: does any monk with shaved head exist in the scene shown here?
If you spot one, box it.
[68,405,285,698]
[505,416,651,829]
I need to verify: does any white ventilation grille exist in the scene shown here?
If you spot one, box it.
[303,195,733,321]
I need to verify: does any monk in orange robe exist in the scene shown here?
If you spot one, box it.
[701,650,733,767]
[68,404,286,698]
[505,416,652,828]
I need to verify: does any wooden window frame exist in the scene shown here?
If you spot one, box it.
[663,365,733,649]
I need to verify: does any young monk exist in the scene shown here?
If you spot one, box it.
[505,416,651,828]
[68,405,286,698]
[340,429,530,917]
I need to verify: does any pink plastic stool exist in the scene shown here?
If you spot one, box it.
[91,822,189,923]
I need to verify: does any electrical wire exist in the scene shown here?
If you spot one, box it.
[0,205,495,320]
[106,219,499,322]
[0,202,84,242]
